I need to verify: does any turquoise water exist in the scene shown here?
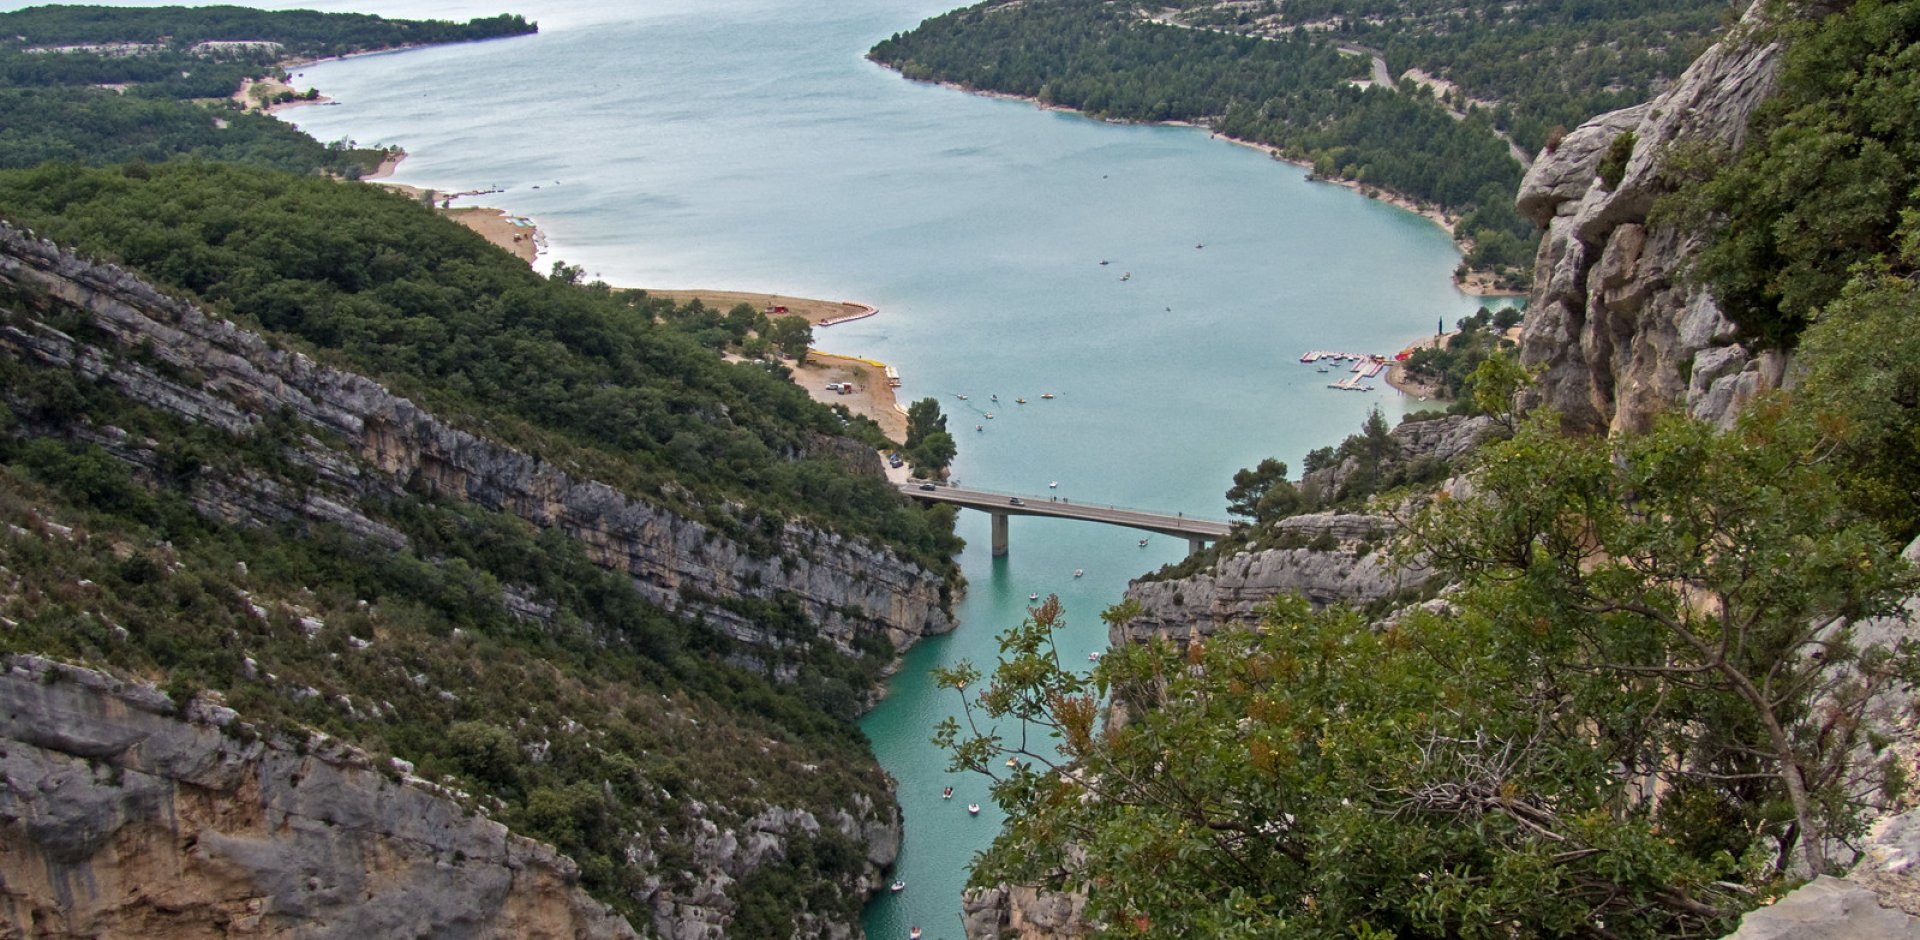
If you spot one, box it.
[50,1,1506,935]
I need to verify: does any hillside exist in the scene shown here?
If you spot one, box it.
[946,1,1920,936]
[0,7,969,937]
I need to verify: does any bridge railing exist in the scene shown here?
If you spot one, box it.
[901,481,1230,529]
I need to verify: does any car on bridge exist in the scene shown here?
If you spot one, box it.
[919,483,936,491]
[1008,497,1024,506]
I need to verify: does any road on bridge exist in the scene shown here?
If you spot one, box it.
[899,482,1229,555]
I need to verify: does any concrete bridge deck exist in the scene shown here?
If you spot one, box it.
[899,482,1229,556]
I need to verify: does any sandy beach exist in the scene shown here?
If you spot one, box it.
[642,291,876,327]
[789,354,907,441]
[1385,332,1449,399]
[359,166,905,437]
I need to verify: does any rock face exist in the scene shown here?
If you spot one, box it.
[1117,513,1431,646]
[0,221,954,669]
[1516,0,1791,434]
[0,655,639,939]
[961,885,1088,940]
[1116,416,1486,646]
[1300,414,1493,501]
[1723,808,1920,939]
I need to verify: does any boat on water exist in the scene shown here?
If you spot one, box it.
[990,394,998,402]
[1048,481,1058,488]
[891,881,906,894]
[976,425,983,432]
[955,393,967,400]
[1015,398,1027,404]
[943,786,953,800]
[1089,651,1101,661]
[1040,392,1055,399]
[1120,272,1131,281]
[911,928,923,940]
[1139,538,1149,547]
[1099,259,1109,266]
[1073,568,1083,578]
[967,804,980,816]
[1029,592,1039,601]
[984,412,994,419]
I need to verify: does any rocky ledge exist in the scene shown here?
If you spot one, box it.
[1515,0,1790,434]
[0,221,955,675]
[0,655,638,939]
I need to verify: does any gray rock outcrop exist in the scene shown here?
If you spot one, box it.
[0,655,640,939]
[0,221,955,676]
[1118,513,1431,646]
[1516,0,1791,433]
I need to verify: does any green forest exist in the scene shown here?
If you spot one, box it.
[1163,0,1729,154]
[943,2,1920,935]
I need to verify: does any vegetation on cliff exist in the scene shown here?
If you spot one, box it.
[0,347,888,928]
[1670,0,1920,352]
[0,161,960,571]
[945,405,1917,936]
[950,2,1920,931]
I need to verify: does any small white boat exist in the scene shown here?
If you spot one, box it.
[984,412,994,419]
[891,881,906,893]
[911,928,923,940]
[1048,481,1058,488]
[1015,398,1027,404]
[1089,651,1101,661]
[991,394,998,402]
[967,804,980,815]
[1040,392,1055,399]
[1029,593,1039,601]
[1005,757,1018,768]
[1120,272,1131,281]
[1073,569,1083,578]
[943,787,953,800]
[1139,538,1149,547]
[955,393,967,400]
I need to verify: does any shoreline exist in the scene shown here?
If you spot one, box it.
[351,157,906,435]
[923,78,1525,299]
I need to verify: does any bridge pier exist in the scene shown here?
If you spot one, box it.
[991,511,1009,557]
[1188,537,1208,557]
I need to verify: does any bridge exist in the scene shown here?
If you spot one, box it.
[899,483,1231,557]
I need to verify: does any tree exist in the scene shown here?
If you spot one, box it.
[939,409,1917,935]
[1223,457,1300,524]
[908,430,956,478]
[1409,408,1917,876]
[937,593,1771,938]
[904,397,947,450]
[763,314,812,363]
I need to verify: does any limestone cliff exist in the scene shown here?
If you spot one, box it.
[0,654,638,939]
[1115,512,1431,647]
[1515,0,1792,433]
[1113,416,1487,646]
[0,221,954,671]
